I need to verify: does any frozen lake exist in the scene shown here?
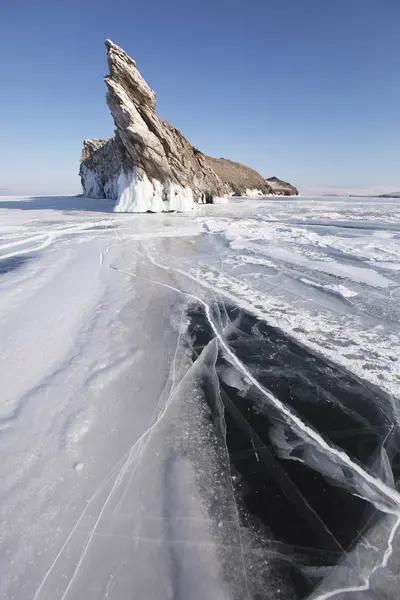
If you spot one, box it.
[0,195,399,599]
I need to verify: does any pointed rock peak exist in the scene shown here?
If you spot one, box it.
[105,39,136,68]
[104,39,156,111]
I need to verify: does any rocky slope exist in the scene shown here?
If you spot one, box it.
[202,155,274,196]
[266,176,299,196]
[80,40,297,211]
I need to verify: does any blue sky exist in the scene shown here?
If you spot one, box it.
[1,0,399,195]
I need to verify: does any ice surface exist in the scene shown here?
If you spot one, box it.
[211,196,229,204]
[200,197,400,398]
[0,194,399,599]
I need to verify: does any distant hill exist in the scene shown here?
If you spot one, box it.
[349,192,400,198]
[377,192,400,198]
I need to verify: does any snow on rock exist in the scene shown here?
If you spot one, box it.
[115,169,196,213]
[79,138,121,200]
[116,169,163,213]
[80,165,119,200]
[245,188,264,197]
[80,166,102,199]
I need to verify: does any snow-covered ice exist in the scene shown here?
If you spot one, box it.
[0,194,400,600]
[201,196,400,398]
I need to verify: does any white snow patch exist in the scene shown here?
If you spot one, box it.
[300,278,358,299]
[245,188,264,197]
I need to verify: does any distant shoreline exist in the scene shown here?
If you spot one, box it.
[321,193,400,199]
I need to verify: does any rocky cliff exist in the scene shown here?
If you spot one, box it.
[80,40,298,211]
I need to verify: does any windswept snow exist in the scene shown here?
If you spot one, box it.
[0,194,399,600]
[198,197,400,398]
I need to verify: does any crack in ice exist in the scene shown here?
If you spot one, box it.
[97,239,400,599]
[312,514,400,600]
[32,450,132,600]
[140,251,400,512]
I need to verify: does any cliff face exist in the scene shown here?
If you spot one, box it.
[80,40,298,211]
[80,138,122,199]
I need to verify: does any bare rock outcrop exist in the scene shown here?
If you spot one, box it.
[80,40,298,211]
[266,177,299,197]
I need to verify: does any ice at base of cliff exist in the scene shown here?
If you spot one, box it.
[81,165,118,200]
[114,169,197,213]
[245,188,264,197]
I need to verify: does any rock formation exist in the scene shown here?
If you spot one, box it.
[80,40,298,211]
[266,177,299,197]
